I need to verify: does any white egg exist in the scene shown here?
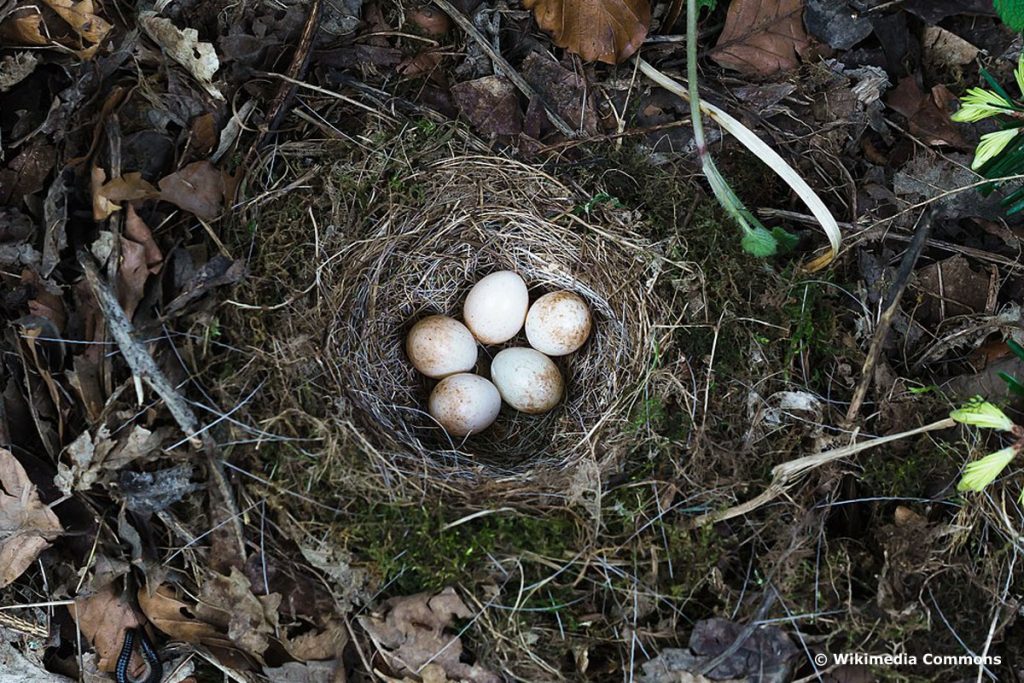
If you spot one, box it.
[463,271,529,344]
[428,373,502,436]
[406,315,478,378]
[490,347,564,414]
[525,291,592,356]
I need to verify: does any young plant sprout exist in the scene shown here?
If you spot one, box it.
[950,398,1024,499]
[951,54,1024,212]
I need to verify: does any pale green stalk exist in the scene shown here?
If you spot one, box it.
[684,0,777,256]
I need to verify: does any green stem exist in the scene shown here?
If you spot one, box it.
[685,0,777,256]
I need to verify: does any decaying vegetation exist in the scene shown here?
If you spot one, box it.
[2,0,1024,681]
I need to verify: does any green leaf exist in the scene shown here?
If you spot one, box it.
[741,227,778,257]
[999,371,1024,396]
[981,67,1016,104]
[958,446,1018,492]
[1008,338,1024,361]
[697,0,717,10]
[995,0,1024,31]
[771,226,799,253]
[950,398,1016,432]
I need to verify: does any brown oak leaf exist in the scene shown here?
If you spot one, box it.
[523,0,650,65]
[710,0,810,77]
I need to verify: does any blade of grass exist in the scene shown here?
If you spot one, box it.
[637,45,842,267]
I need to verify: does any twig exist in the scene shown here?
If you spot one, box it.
[844,209,933,424]
[240,0,322,191]
[432,0,577,139]
[686,417,956,528]
[267,0,322,138]
[80,251,202,446]
[78,251,247,564]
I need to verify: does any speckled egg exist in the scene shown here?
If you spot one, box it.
[525,291,592,356]
[490,347,564,414]
[428,373,502,436]
[405,315,478,379]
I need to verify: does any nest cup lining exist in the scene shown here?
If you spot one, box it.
[325,156,661,483]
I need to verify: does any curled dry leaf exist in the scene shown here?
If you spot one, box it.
[41,0,112,44]
[138,583,256,672]
[139,11,223,99]
[523,0,650,64]
[710,0,811,77]
[0,11,50,47]
[118,205,163,319]
[0,447,62,588]
[886,77,966,149]
[359,588,500,683]
[195,568,282,660]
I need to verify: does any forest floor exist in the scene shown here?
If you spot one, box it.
[1,0,1024,682]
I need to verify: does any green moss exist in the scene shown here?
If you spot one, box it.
[344,504,581,595]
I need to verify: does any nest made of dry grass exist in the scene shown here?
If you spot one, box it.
[310,152,677,492]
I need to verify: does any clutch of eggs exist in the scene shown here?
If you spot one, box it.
[405,272,593,437]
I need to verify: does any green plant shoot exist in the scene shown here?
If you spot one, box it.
[951,54,1024,213]
[950,398,1024,501]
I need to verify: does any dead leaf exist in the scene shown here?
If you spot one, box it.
[22,268,66,331]
[189,113,218,157]
[138,582,258,672]
[359,588,500,683]
[91,170,160,220]
[195,568,281,660]
[139,584,231,647]
[118,225,153,321]
[523,0,650,64]
[158,160,225,220]
[263,660,341,683]
[450,76,522,137]
[0,448,62,587]
[912,254,989,325]
[522,53,599,136]
[282,620,348,662]
[711,0,811,77]
[40,0,112,44]
[0,139,56,206]
[0,10,49,47]
[0,52,39,92]
[125,205,163,273]
[54,425,171,495]
[139,12,223,100]
[885,77,966,148]
[921,25,979,72]
[72,584,142,672]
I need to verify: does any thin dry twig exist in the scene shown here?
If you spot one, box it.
[686,417,956,528]
[844,209,933,424]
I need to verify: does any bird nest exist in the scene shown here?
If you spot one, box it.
[314,154,672,492]
[231,143,679,497]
